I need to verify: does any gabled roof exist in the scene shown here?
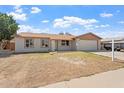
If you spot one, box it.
[76,32,102,40]
[16,32,75,40]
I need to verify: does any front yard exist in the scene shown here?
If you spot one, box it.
[0,51,124,88]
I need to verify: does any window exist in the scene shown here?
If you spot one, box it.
[41,39,49,48]
[25,39,34,48]
[61,40,70,46]
[61,40,66,46]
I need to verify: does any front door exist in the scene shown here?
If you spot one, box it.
[51,40,56,51]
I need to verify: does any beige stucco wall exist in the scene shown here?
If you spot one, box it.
[15,37,50,53]
[71,40,76,50]
[97,40,101,50]
[76,39,101,51]
[50,40,56,51]
[15,37,101,52]
[57,40,73,51]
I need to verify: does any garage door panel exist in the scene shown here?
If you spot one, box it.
[77,40,97,50]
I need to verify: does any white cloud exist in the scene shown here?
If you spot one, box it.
[53,18,71,28]
[31,7,41,13]
[83,24,110,31]
[18,25,50,33]
[100,13,113,18]
[118,21,124,24]
[14,5,21,9]
[8,5,27,21]
[14,5,23,13]
[53,16,98,28]
[84,25,94,30]
[97,31,124,38]
[41,20,49,23]
[100,24,110,28]
[81,24,110,30]
[73,28,80,31]
[95,24,110,28]
[8,12,27,21]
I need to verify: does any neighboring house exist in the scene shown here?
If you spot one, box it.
[14,32,101,53]
[101,37,124,50]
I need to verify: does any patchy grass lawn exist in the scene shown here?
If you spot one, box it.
[0,51,124,88]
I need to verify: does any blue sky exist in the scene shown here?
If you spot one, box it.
[0,5,124,38]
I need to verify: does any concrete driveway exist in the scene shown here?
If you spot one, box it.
[92,51,124,60]
[44,68,124,88]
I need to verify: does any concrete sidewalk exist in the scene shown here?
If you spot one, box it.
[44,68,124,88]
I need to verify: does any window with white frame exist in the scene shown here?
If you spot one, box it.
[41,39,49,48]
[61,40,70,46]
[25,39,34,48]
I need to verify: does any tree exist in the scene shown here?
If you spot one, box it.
[0,13,19,50]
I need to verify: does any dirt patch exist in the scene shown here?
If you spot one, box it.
[59,57,86,65]
[0,52,124,88]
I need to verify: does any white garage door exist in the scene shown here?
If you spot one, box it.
[76,40,97,50]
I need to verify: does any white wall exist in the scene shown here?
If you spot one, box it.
[57,40,72,51]
[76,39,99,51]
[71,40,76,50]
[120,43,124,48]
[97,40,101,50]
[15,37,50,53]
[51,40,56,51]
[15,37,101,52]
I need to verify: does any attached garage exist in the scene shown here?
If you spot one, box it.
[75,33,102,51]
[76,40,98,50]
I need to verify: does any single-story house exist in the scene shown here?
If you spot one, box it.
[101,37,124,50]
[14,32,102,53]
